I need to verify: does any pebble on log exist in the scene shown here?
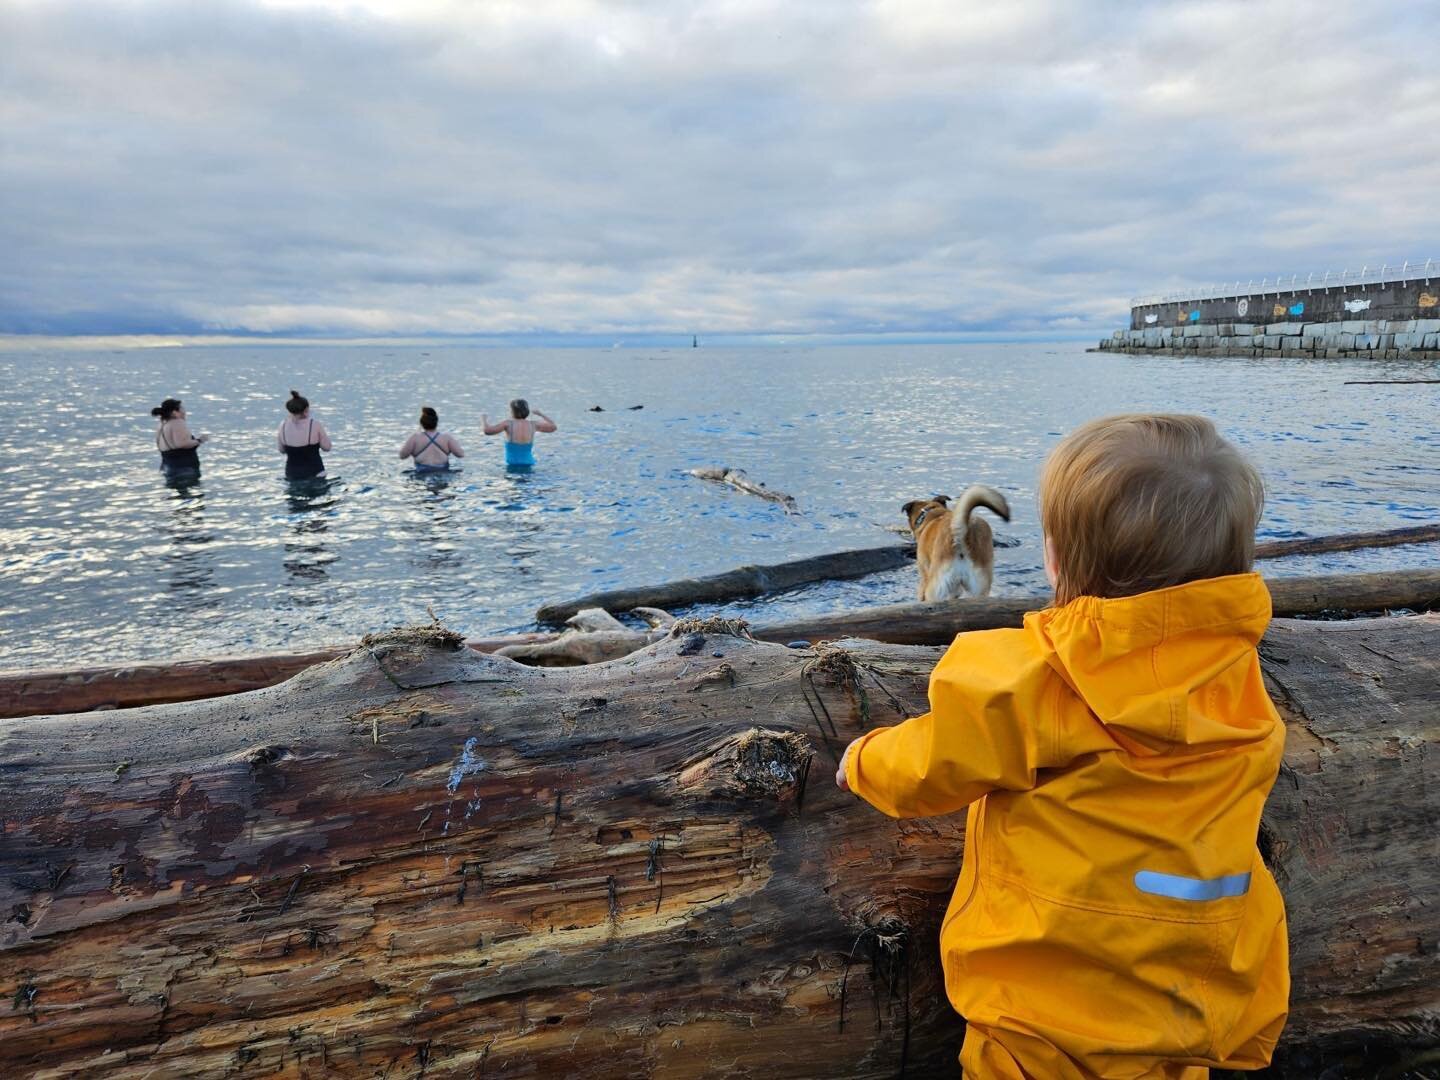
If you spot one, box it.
[0,616,1435,1077]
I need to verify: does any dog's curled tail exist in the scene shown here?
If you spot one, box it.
[954,484,1010,527]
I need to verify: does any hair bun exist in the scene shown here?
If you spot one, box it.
[150,406,163,417]
[289,389,301,399]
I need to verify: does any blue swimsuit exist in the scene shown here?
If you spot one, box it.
[505,439,536,470]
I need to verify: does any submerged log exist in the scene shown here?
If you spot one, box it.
[689,466,799,513]
[0,634,558,721]
[1,616,1436,1077]
[536,544,915,625]
[754,568,1440,646]
[1253,522,1440,560]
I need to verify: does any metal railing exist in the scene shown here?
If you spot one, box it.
[1130,259,1436,308]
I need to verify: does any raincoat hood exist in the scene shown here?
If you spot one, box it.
[1027,572,1277,753]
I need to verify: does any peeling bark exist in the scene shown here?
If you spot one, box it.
[1,616,1436,1078]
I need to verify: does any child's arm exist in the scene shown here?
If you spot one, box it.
[838,630,1055,818]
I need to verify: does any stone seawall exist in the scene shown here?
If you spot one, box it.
[1096,317,1440,360]
[1131,277,1439,330]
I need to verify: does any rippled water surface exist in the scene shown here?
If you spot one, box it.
[2,343,1437,670]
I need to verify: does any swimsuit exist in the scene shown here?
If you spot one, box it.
[282,420,326,480]
[413,431,451,473]
[505,439,536,469]
[158,425,201,477]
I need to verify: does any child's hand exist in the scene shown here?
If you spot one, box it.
[835,739,858,792]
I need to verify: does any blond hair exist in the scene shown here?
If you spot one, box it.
[1038,414,1264,606]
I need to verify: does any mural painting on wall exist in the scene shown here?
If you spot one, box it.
[1144,313,1158,324]
[1288,302,1305,316]
[1177,309,1189,325]
[1343,298,1372,313]
[1273,304,1287,317]
[1421,293,1439,309]
[1236,298,1248,317]
[1188,310,1201,322]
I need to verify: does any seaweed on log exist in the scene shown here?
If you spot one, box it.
[1,616,1437,1077]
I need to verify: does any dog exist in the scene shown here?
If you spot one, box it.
[902,485,1011,601]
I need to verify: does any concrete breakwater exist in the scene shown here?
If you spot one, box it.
[1096,317,1440,359]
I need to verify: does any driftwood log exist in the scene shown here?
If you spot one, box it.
[536,544,915,625]
[1,615,1436,1077]
[755,568,1440,646]
[1253,522,1440,560]
[0,634,559,721]
[10,570,1440,721]
[688,466,799,514]
[537,524,1436,627]
[496,609,673,667]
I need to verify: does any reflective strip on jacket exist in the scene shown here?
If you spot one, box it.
[846,573,1289,1078]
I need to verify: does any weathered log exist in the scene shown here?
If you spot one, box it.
[0,634,559,721]
[536,544,916,625]
[0,616,1435,1077]
[1253,522,1440,560]
[496,630,661,667]
[754,568,1440,646]
[537,524,1436,631]
[689,466,799,513]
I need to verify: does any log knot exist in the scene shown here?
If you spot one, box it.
[677,728,813,801]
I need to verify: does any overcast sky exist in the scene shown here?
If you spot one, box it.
[2,0,1436,339]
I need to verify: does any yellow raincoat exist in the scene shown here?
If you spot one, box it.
[846,573,1289,1078]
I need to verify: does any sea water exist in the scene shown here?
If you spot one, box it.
[1,342,1436,670]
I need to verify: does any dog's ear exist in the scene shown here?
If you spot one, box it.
[901,500,919,517]
[933,494,951,506]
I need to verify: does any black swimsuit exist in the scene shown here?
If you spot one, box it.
[158,425,201,476]
[282,420,325,480]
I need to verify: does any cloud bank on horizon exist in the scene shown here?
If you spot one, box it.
[2,0,1436,338]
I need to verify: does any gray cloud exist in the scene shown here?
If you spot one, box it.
[2,0,1436,337]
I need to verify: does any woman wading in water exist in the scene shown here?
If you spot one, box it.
[277,390,332,480]
[398,406,465,473]
[152,398,207,479]
[483,399,556,471]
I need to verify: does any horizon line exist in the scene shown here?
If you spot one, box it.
[0,329,1103,351]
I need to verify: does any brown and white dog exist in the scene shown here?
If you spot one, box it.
[902,485,1011,601]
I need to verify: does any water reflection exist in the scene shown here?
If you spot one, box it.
[401,470,464,571]
[160,479,216,606]
[283,477,341,584]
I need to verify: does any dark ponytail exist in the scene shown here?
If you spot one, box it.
[419,406,438,431]
[151,398,182,420]
[286,390,309,415]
